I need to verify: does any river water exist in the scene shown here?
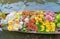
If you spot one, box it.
[0,0,60,13]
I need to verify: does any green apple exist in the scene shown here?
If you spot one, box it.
[56,14,60,21]
[57,23,60,28]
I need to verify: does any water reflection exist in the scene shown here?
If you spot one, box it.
[57,0,60,3]
[0,1,60,13]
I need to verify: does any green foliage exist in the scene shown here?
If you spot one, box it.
[0,12,6,19]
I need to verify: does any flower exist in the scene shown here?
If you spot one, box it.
[17,12,22,16]
[38,10,44,15]
[35,16,43,23]
[44,11,55,21]
[29,11,34,16]
[37,10,44,18]
[25,17,29,23]
[35,17,39,20]
[8,21,14,25]
[45,15,52,21]
[46,25,51,32]
[26,22,38,31]
[42,22,46,25]
[22,11,29,17]
[50,22,55,26]
[41,25,45,31]
[46,30,50,32]
[38,18,43,22]
[13,26,19,31]
[15,19,19,24]
[29,19,35,23]
[43,20,50,25]
[42,20,51,32]
[8,25,13,31]
[50,22,55,32]
[21,17,25,22]
[44,11,48,16]
[39,15,44,18]
[49,11,55,16]
[44,11,55,16]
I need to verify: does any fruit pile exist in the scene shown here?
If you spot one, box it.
[0,10,60,33]
[55,13,60,28]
